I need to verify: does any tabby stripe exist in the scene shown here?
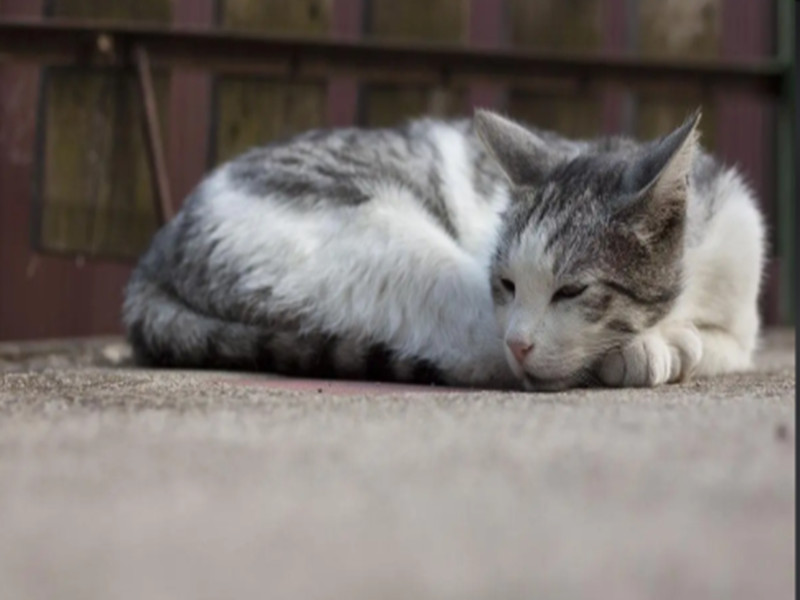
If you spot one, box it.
[255,333,275,371]
[606,319,638,333]
[583,293,613,323]
[543,216,575,255]
[200,331,221,368]
[364,344,397,382]
[411,359,445,385]
[305,336,339,378]
[600,280,678,306]
[128,319,152,365]
[425,172,458,239]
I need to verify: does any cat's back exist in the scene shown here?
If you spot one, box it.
[124,117,516,386]
[180,117,512,269]
[215,118,496,211]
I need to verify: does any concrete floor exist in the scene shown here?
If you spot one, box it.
[0,330,795,600]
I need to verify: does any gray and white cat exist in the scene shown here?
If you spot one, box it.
[123,109,765,391]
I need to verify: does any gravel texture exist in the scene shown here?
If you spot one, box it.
[0,330,794,600]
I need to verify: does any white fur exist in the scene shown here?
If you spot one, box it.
[203,143,517,387]
[599,170,765,387]
[429,124,509,267]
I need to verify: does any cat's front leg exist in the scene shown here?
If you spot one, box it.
[597,322,703,388]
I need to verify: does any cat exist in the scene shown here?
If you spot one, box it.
[123,108,765,391]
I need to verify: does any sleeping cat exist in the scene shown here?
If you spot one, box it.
[123,109,765,391]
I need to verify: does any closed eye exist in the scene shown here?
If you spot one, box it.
[500,277,516,296]
[552,284,588,303]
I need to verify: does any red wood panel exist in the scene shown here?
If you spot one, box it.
[0,0,129,340]
[0,58,132,340]
[326,0,363,126]
[168,0,215,203]
[0,0,220,340]
[601,0,629,134]
[467,0,507,111]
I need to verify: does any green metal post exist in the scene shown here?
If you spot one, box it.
[776,0,795,324]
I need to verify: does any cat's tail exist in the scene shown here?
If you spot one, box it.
[123,269,450,384]
[123,270,270,371]
[122,214,450,383]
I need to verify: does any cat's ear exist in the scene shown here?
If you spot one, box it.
[473,110,559,186]
[615,109,701,240]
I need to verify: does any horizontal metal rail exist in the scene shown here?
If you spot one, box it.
[0,18,789,93]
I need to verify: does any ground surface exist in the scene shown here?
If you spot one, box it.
[0,330,795,600]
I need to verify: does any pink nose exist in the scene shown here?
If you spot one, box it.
[507,340,534,365]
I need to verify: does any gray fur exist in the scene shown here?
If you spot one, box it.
[224,120,503,240]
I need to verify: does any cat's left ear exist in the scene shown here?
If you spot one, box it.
[473,110,562,186]
[615,109,701,240]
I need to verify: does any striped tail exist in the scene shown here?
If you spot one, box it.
[123,270,445,385]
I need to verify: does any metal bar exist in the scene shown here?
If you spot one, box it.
[0,18,788,94]
[134,45,174,224]
[776,0,795,324]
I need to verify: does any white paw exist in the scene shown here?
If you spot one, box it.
[598,322,703,388]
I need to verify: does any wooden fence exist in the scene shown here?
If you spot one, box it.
[0,0,791,340]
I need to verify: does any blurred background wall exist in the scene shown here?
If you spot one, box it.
[0,0,790,340]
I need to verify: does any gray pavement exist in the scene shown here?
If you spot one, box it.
[0,330,795,600]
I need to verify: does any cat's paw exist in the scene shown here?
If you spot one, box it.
[597,323,702,388]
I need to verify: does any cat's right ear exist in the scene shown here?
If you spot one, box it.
[473,110,557,186]
[613,109,701,243]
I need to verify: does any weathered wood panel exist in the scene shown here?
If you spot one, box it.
[637,0,720,57]
[507,0,604,138]
[509,0,602,52]
[509,91,605,138]
[633,0,720,146]
[367,0,467,42]
[363,85,467,127]
[46,0,169,20]
[361,86,427,128]
[1,0,135,341]
[37,0,170,259]
[214,79,326,161]
[362,0,468,126]
[212,0,329,165]
[40,69,169,258]
[220,0,331,33]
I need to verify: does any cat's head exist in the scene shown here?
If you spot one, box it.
[475,109,700,390]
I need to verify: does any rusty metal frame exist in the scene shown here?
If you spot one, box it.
[134,45,174,223]
[0,19,787,93]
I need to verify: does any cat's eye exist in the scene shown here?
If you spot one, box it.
[552,284,588,303]
[500,278,516,296]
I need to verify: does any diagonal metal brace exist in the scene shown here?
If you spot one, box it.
[134,44,174,225]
